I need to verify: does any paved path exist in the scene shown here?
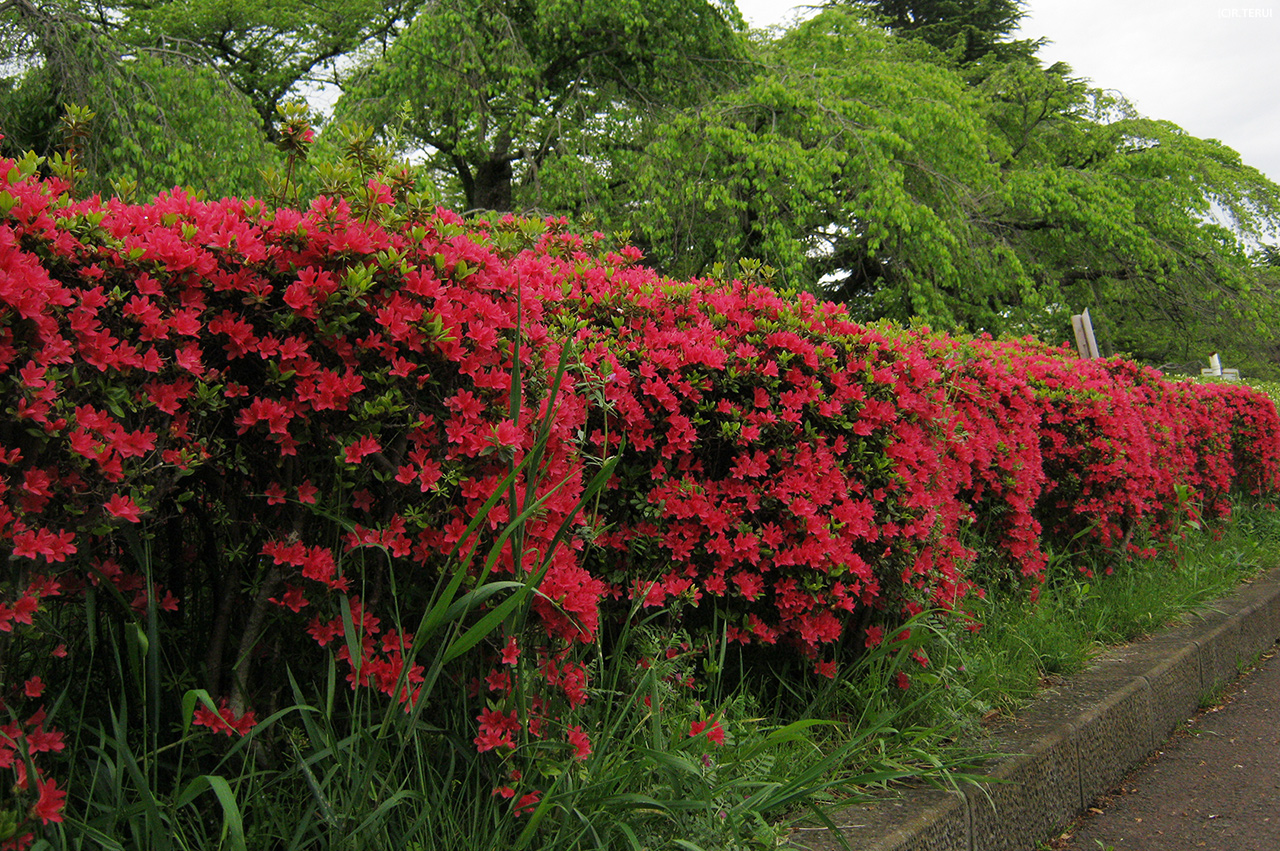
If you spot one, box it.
[1051,644,1280,851]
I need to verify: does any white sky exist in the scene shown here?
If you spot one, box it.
[734,1,1280,183]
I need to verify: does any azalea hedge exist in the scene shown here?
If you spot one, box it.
[1,155,1279,841]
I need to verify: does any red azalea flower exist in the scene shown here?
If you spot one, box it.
[513,790,541,816]
[343,435,376,460]
[492,419,522,448]
[12,594,39,625]
[473,708,520,753]
[484,667,511,695]
[25,725,64,754]
[501,636,520,665]
[689,715,725,745]
[269,586,309,612]
[307,616,343,646]
[567,725,592,761]
[111,427,157,459]
[192,698,256,737]
[31,774,66,824]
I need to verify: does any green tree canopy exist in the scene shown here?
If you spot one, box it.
[840,0,1039,64]
[124,0,424,133]
[0,0,422,196]
[334,0,750,212]
[980,59,1280,365]
[626,9,1035,328]
[604,8,1280,370]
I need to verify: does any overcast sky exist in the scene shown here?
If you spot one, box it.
[734,1,1280,183]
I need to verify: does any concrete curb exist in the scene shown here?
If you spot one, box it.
[789,566,1280,851]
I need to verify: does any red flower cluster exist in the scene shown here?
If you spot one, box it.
[0,704,66,841]
[191,698,257,737]
[689,714,726,745]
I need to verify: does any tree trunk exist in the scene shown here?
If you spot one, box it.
[472,155,513,212]
[467,127,516,212]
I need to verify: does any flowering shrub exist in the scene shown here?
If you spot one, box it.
[1,153,1278,839]
[0,156,599,839]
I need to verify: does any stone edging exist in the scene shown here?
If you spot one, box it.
[789,565,1280,851]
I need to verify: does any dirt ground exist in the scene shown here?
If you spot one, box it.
[1045,645,1280,851]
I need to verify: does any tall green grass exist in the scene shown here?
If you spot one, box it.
[45,568,985,851]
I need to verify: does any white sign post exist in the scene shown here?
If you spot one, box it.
[1071,308,1100,359]
[1201,352,1240,381]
